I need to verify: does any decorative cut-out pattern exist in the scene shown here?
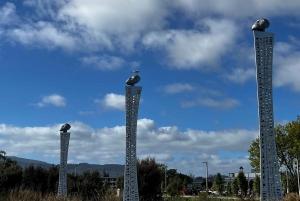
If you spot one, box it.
[254,31,283,201]
[123,86,142,201]
[58,132,70,197]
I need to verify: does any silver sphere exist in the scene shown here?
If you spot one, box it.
[126,75,141,86]
[252,19,270,32]
[60,123,71,132]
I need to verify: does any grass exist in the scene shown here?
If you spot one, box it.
[1,190,299,201]
[0,189,123,201]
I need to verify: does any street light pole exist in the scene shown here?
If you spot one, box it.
[203,162,208,194]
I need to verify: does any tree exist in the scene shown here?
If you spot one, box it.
[77,170,102,199]
[183,178,187,189]
[103,179,109,194]
[22,165,48,194]
[248,116,300,192]
[231,178,239,195]
[46,165,59,194]
[253,174,260,196]
[166,176,181,197]
[0,150,6,161]
[226,181,232,195]
[212,173,224,195]
[237,171,248,195]
[137,156,163,201]
[0,158,22,195]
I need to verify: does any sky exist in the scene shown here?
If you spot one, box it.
[0,0,300,177]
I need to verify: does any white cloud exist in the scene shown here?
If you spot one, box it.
[224,68,256,84]
[181,98,240,110]
[95,93,125,111]
[9,0,168,52]
[142,18,237,69]
[0,3,18,25]
[36,94,66,107]
[78,111,94,115]
[273,40,300,91]
[7,21,77,50]
[170,0,300,18]
[0,118,258,175]
[161,83,195,94]
[79,55,125,71]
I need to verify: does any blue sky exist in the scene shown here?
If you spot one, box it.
[1,0,300,177]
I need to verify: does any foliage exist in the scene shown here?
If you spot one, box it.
[103,179,109,194]
[231,178,239,195]
[46,165,59,194]
[0,158,22,194]
[248,115,300,193]
[253,174,260,196]
[211,172,224,194]
[137,156,163,201]
[22,165,49,194]
[226,181,232,195]
[237,171,248,195]
[77,170,103,199]
[166,177,182,197]
[248,138,260,171]
[0,188,123,201]
[183,178,187,189]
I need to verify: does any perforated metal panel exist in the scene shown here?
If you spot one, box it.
[253,30,283,201]
[58,132,70,197]
[123,86,142,201]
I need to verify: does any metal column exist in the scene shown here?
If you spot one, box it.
[123,86,142,201]
[58,132,70,197]
[253,19,283,201]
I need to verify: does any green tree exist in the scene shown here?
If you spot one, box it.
[248,116,300,192]
[103,179,109,194]
[0,150,6,160]
[253,174,260,196]
[22,165,48,194]
[183,178,187,189]
[0,158,22,195]
[166,176,181,197]
[231,178,239,195]
[212,173,224,195]
[237,171,248,195]
[76,170,102,199]
[226,181,232,195]
[46,165,59,194]
[137,157,163,201]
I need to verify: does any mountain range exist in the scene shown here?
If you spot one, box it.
[8,156,124,178]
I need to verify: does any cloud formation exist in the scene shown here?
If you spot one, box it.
[0,119,258,175]
[79,55,125,71]
[181,98,240,110]
[95,93,125,111]
[143,18,237,69]
[36,94,66,107]
[273,40,300,91]
[161,83,196,94]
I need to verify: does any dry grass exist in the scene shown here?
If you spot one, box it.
[0,189,123,201]
[284,193,300,201]
[4,190,299,201]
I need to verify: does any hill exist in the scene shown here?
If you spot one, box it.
[7,156,124,178]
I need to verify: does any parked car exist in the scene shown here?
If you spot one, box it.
[180,189,188,195]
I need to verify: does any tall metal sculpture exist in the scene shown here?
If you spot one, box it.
[123,71,142,201]
[58,123,71,197]
[252,19,283,200]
